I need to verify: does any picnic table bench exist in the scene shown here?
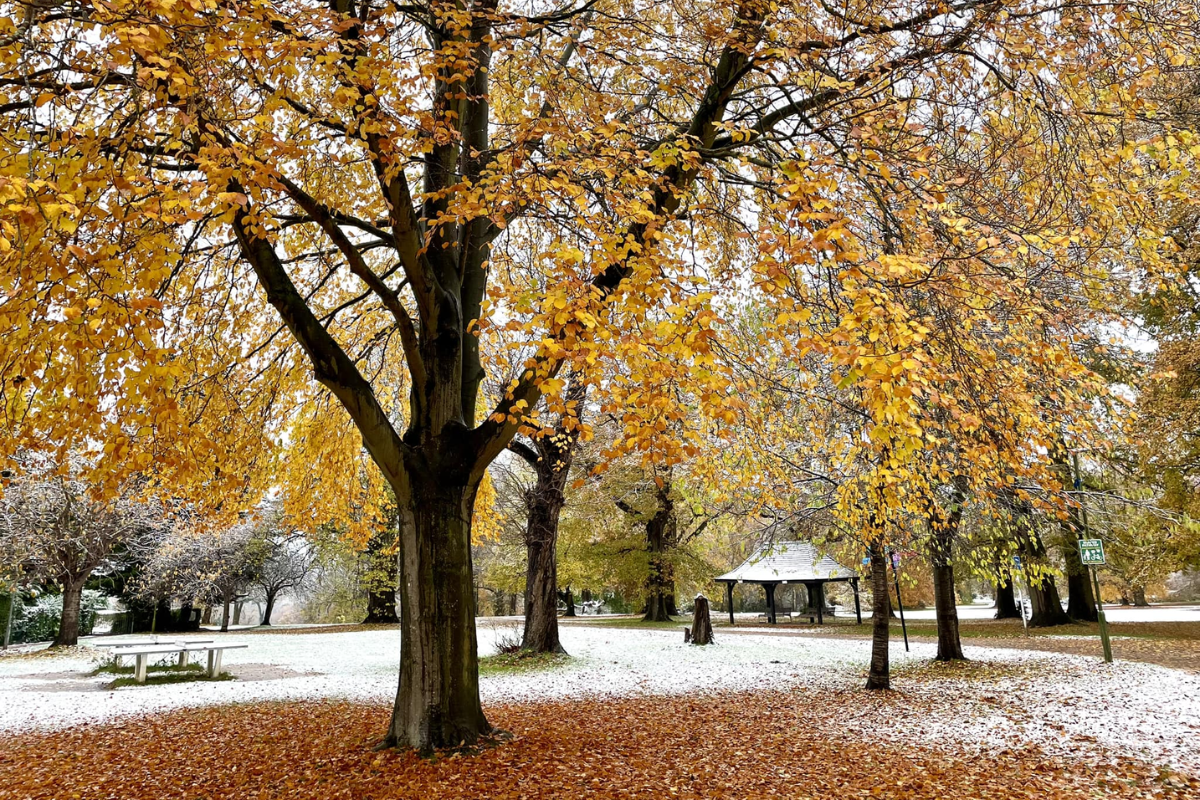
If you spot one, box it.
[94,639,214,668]
[106,642,247,684]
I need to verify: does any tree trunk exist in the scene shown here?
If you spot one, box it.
[689,595,714,645]
[929,481,966,661]
[201,605,212,625]
[865,543,890,690]
[220,590,232,633]
[1066,567,1098,622]
[1005,490,1071,628]
[642,486,675,623]
[930,540,964,661]
[53,580,84,647]
[1133,586,1149,607]
[382,481,490,754]
[365,585,399,624]
[363,523,400,624]
[178,600,197,632]
[994,579,1021,619]
[1052,439,1098,622]
[520,453,569,654]
[261,590,277,626]
[559,587,576,617]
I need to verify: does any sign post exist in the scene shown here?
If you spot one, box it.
[889,550,909,652]
[1079,539,1112,663]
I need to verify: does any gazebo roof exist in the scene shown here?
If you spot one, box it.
[715,541,857,583]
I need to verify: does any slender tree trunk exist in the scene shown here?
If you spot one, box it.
[560,587,576,617]
[53,580,85,647]
[261,590,277,626]
[220,590,232,633]
[523,514,564,652]
[929,481,966,661]
[382,480,490,753]
[994,579,1021,619]
[201,605,212,625]
[642,487,675,623]
[519,456,569,653]
[866,543,890,690]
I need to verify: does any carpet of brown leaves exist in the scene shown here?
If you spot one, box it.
[1,693,1194,799]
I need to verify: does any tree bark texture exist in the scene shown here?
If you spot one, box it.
[1002,490,1071,627]
[866,543,890,690]
[1133,586,1148,607]
[383,480,490,754]
[1021,540,1071,627]
[1051,440,1098,622]
[993,579,1021,619]
[642,484,675,623]
[220,591,232,633]
[511,380,583,654]
[929,481,966,661]
[262,590,278,626]
[53,580,84,647]
[690,595,714,645]
[364,586,399,624]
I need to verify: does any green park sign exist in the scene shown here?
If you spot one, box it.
[1079,538,1106,566]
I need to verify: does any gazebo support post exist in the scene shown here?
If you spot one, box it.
[852,578,862,625]
[765,583,777,624]
[816,582,824,625]
[725,582,735,625]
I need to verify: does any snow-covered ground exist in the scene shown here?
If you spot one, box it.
[900,603,1200,623]
[1,624,1197,773]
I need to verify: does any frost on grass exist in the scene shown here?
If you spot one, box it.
[1,626,1197,775]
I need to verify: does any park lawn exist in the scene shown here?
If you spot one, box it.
[479,651,571,676]
[0,693,1194,800]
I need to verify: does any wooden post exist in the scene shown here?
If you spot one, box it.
[135,654,148,684]
[765,583,777,624]
[725,582,735,625]
[852,578,862,625]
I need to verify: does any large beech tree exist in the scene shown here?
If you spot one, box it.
[2,0,1184,748]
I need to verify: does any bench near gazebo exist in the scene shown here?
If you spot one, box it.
[715,541,861,625]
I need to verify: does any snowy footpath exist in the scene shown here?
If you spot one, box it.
[2,624,1197,773]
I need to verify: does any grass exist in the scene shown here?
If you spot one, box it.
[479,650,572,676]
[560,615,688,630]
[107,672,235,689]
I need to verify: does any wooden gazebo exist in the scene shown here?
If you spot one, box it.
[715,541,861,625]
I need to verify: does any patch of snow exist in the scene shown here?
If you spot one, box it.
[1,625,1196,775]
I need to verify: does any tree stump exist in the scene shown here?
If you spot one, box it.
[690,594,714,645]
